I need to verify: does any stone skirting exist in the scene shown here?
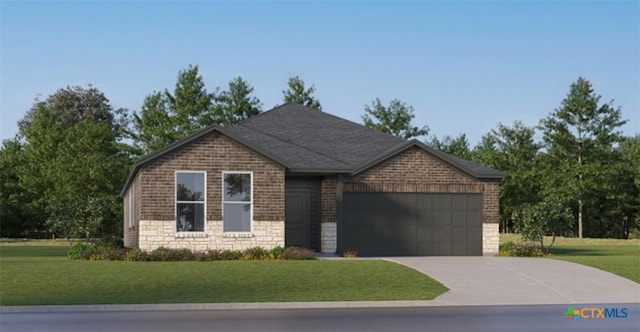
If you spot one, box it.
[483,223,499,256]
[138,220,284,251]
[321,222,337,254]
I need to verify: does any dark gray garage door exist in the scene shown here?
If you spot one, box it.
[342,193,482,256]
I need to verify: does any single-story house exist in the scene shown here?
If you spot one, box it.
[121,103,503,256]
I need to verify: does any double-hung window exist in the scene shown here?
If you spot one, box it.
[223,172,252,232]
[176,171,206,232]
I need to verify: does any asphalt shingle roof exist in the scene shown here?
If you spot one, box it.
[227,103,406,171]
[122,103,503,195]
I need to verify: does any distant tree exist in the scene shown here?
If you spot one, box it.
[362,98,429,139]
[282,76,322,110]
[131,65,218,154]
[215,77,262,124]
[428,134,471,159]
[538,77,627,238]
[472,122,541,233]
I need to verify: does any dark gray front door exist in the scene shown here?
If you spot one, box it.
[285,178,320,250]
[342,193,482,256]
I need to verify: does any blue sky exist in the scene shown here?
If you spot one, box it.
[1,1,638,145]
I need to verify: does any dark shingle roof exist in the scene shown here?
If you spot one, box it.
[122,103,502,196]
[226,103,405,171]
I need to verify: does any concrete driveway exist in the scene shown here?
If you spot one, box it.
[388,257,640,305]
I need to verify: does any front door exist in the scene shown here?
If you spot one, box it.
[285,178,320,250]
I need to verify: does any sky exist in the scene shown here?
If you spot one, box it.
[1,1,638,145]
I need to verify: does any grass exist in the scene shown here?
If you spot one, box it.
[500,233,640,283]
[0,245,448,306]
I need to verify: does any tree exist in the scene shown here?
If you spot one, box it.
[215,77,262,124]
[362,98,429,139]
[471,122,541,233]
[512,201,574,254]
[17,86,130,240]
[282,76,322,110]
[131,65,218,154]
[428,134,471,159]
[0,137,34,237]
[539,77,627,238]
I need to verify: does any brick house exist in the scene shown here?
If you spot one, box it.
[121,103,502,256]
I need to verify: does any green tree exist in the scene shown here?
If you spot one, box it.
[512,201,574,254]
[428,134,471,159]
[472,122,541,233]
[215,77,262,124]
[282,76,322,110]
[539,77,627,238]
[18,86,130,239]
[131,65,218,154]
[362,98,429,139]
[0,138,35,237]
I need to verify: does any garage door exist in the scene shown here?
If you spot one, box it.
[342,193,482,256]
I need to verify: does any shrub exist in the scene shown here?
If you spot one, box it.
[269,246,286,259]
[342,250,358,258]
[281,247,317,260]
[499,241,516,254]
[241,247,269,260]
[219,249,243,260]
[125,247,149,261]
[68,242,99,260]
[505,243,545,257]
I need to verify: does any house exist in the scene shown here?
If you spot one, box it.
[121,103,503,256]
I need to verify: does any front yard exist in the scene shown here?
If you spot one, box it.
[500,234,640,283]
[0,245,448,306]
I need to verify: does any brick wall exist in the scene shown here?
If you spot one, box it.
[344,147,500,224]
[128,132,285,250]
[123,176,140,248]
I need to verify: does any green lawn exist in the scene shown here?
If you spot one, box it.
[0,246,448,306]
[501,234,640,283]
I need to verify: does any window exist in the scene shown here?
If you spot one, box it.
[176,172,206,232]
[128,182,135,228]
[223,172,252,232]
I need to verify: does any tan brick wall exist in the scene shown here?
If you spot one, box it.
[139,220,284,251]
[483,223,499,255]
[344,147,500,224]
[130,132,285,250]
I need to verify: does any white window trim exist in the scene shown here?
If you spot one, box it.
[222,171,253,234]
[175,171,207,234]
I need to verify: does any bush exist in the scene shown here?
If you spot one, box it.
[342,250,358,258]
[219,249,243,260]
[74,245,318,261]
[269,246,286,259]
[281,247,317,260]
[241,247,269,260]
[125,247,149,261]
[68,242,99,260]
[503,243,545,257]
[499,241,516,254]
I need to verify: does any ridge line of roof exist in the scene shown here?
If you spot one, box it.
[234,122,352,167]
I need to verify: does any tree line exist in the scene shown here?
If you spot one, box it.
[0,65,637,243]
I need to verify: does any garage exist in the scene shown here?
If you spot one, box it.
[342,192,482,256]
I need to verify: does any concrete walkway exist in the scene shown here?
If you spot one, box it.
[388,257,640,305]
